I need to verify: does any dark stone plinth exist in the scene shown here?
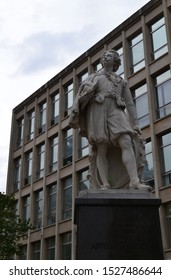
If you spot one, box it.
[74,189,164,260]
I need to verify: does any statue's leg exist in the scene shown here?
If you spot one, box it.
[118,134,152,190]
[118,134,140,185]
[96,143,110,188]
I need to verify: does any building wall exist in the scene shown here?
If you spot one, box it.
[6,0,171,259]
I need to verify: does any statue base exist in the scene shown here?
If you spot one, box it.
[74,189,164,260]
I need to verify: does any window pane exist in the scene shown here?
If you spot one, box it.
[152,26,167,51]
[63,177,72,220]
[132,41,144,65]
[151,18,165,31]
[48,184,57,225]
[32,241,41,260]
[39,102,46,132]
[156,70,171,85]
[130,33,145,73]
[135,94,148,118]
[133,84,149,128]
[79,71,88,84]
[162,146,171,173]
[161,133,171,186]
[28,110,35,140]
[161,133,171,146]
[151,18,168,60]
[34,190,43,228]
[23,196,30,221]
[79,136,89,158]
[65,83,73,114]
[156,71,171,118]
[61,232,71,260]
[17,118,24,147]
[37,144,45,178]
[14,158,21,190]
[51,92,59,125]
[131,33,143,46]
[50,136,58,172]
[47,237,55,260]
[63,129,73,165]
[93,62,102,72]
[79,170,89,191]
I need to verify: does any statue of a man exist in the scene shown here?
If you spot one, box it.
[69,50,150,190]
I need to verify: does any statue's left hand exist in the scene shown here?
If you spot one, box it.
[133,125,142,135]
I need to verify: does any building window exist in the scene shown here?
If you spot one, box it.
[62,177,72,220]
[22,195,30,221]
[166,204,171,248]
[129,32,145,73]
[132,84,149,128]
[39,101,46,133]
[51,91,59,126]
[64,82,73,117]
[49,136,58,173]
[16,117,24,148]
[63,128,73,166]
[34,190,43,229]
[37,144,45,179]
[115,47,124,77]
[61,232,71,260]
[27,110,35,141]
[25,151,32,185]
[160,132,171,186]
[13,157,21,191]
[150,17,168,60]
[46,236,55,260]
[32,241,41,260]
[78,71,88,84]
[78,136,89,158]
[47,184,57,225]
[78,169,89,192]
[93,61,102,72]
[155,70,171,119]
[141,141,154,188]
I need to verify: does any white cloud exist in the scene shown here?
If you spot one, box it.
[0,0,149,192]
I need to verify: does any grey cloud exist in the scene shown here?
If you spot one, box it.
[14,25,98,75]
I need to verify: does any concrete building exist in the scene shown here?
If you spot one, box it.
[6,0,171,259]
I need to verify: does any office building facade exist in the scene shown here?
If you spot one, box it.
[6,0,171,259]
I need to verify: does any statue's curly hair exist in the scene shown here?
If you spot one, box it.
[100,50,121,72]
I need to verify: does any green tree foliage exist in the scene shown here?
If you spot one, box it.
[0,192,32,259]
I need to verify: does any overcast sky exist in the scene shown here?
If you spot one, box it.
[0,0,149,193]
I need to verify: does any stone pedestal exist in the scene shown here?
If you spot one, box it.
[74,189,164,260]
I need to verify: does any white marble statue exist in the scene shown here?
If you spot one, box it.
[69,50,150,190]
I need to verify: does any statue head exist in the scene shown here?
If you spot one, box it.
[100,50,121,72]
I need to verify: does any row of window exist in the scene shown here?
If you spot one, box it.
[14,127,171,192]
[16,65,171,155]
[17,169,89,228]
[17,64,171,149]
[20,232,71,260]
[14,129,89,190]
[129,17,168,73]
[19,201,171,259]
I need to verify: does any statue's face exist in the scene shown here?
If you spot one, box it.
[101,51,115,68]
